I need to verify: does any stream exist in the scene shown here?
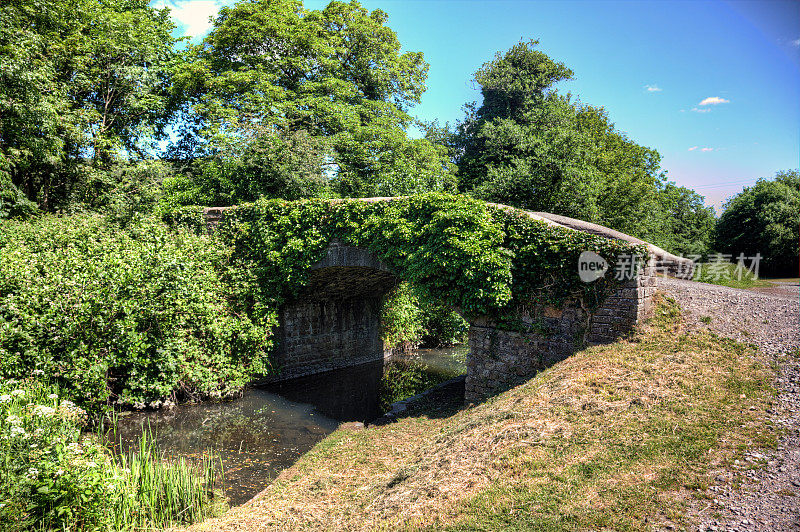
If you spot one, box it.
[111,345,467,505]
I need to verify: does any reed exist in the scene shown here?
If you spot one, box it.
[114,427,225,529]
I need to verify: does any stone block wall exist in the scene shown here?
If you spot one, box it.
[587,260,656,344]
[464,262,656,403]
[259,297,385,383]
[465,300,589,401]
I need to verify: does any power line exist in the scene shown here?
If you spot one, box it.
[691,180,759,190]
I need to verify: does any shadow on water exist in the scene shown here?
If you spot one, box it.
[112,345,467,506]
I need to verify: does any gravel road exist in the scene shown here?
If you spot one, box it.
[658,277,799,532]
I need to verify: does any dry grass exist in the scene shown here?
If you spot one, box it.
[189,295,776,531]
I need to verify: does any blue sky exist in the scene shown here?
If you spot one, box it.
[152,0,800,211]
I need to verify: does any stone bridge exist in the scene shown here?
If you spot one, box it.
[203,199,693,403]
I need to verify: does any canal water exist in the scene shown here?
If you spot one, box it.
[112,345,467,505]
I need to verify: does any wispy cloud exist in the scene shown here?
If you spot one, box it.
[691,107,712,113]
[644,84,662,92]
[791,38,800,48]
[153,0,224,39]
[688,146,698,151]
[699,96,730,106]
[688,146,714,152]
[701,147,713,152]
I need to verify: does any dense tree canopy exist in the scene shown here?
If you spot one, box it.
[172,0,455,201]
[715,170,799,276]
[0,0,178,212]
[0,0,734,264]
[452,40,721,255]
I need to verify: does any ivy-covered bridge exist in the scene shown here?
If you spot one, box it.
[194,195,692,403]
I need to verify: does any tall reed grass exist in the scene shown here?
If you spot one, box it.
[114,428,225,529]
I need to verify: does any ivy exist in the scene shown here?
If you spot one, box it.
[208,193,643,324]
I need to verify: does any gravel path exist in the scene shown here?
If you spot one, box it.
[658,277,799,532]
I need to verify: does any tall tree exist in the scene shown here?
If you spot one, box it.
[173,0,455,200]
[652,183,715,256]
[456,40,674,242]
[715,170,799,276]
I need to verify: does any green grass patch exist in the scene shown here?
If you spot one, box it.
[692,261,771,289]
[189,295,776,532]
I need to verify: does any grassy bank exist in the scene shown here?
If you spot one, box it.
[192,296,777,531]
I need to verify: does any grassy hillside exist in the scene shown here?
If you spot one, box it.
[192,296,776,531]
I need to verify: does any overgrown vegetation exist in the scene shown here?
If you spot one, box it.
[0,378,223,531]
[381,283,469,351]
[0,195,637,413]
[0,215,271,412]
[211,194,642,336]
[190,296,776,531]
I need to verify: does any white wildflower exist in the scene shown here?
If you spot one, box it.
[10,426,25,438]
[27,467,39,479]
[32,405,56,417]
[48,394,58,400]
[31,369,44,376]
[6,415,21,425]
[85,461,97,468]
[66,442,82,455]
[10,389,25,398]
[55,469,64,477]
[0,395,11,403]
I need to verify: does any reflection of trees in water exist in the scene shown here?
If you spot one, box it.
[110,346,466,505]
[380,351,465,411]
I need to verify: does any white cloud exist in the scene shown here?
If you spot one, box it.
[701,147,714,152]
[791,38,800,47]
[644,84,662,92]
[691,107,712,113]
[699,96,730,106]
[688,146,698,151]
[153,0,224,39]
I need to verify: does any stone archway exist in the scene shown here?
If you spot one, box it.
[265,240,398,382]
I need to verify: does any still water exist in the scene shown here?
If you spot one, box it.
[112,345,467,505]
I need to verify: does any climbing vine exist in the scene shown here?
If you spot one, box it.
[196,194,643,332]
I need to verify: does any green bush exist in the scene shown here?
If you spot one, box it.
[0,378,222,531]
[419,297,469,347]
[0,215,272,411]
[381,283,468,350]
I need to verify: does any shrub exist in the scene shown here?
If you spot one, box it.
[0,378,222,531]
[381,283,425,351]
[0,215,272,412]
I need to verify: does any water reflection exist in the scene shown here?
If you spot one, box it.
[113,345,467,506]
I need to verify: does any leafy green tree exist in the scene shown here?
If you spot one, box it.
[161,129,329,208]
[173,0,455,200]
[457,40,597,217]
[651,183,715,256]
[0,0,178,213]
[715,170,799,276]
[456,40,678,244]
